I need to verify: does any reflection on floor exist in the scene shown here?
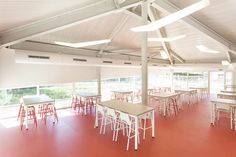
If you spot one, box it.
[0,99,236,157]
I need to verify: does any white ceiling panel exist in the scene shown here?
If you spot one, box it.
[168,0,236,45]
[0,0,94,32]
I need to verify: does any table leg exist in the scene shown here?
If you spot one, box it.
[211,102,214,125]
[94,105,98,128]
[151,110,155,137]
[230,107,233,130]
[163,99,166,116]
[84,99,87,115]
[234,108,236,131]
[134,116,138,150]
[25,106,28,130]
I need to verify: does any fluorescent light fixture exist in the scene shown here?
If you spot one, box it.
[196,45,220,53]
[55,39,111,48]
[222,60,230,66]
[160,50,169,59]
[131,0,210,32]
[148,35,186,42]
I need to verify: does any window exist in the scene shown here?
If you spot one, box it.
[101,77,140,100]
[173,72,188,89]
[0,87,37,106]
[210,71,224,94]
[149,71,171,89]
[188,72,208,88]
[225,71,233,87]
[39,83,72,100]
[75,80,98,94]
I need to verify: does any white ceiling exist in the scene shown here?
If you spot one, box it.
[0,0,94,33]
[168,0,236,45]
[1,0,236,64]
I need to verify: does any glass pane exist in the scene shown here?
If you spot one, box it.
[149,71,171,88]
[226,71,233,87]
[173,72,188,89]
[75,80,98,93]
[210,71,224,94]
[39,83,72,100]
[0,87,37,106]
[188,72,208,88]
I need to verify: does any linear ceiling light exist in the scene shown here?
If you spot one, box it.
[196,45,220,54]
[55,39,111,48]
[131,0,210,32]
[160,50,169,59]
[148,35,186,42]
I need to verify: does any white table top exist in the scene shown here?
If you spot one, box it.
[23,95,54,106]
[221,90,236,94]
[98,100,154,116]
[74,92,101,98]
[112,90,133,94]
[217,93,236,96]
[211,98,236,106]
[190,87,208,90]
[149,92,180,98]
[176,89,197,92]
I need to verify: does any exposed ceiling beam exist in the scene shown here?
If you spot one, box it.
[152,0,236,61]
[98,15,129,54]
[169,49,185,63]
[148,7,173,64]
[10,40,169,64]
[0,0,142,47]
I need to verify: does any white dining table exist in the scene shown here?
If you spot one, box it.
[111,90,134,102]
[95,100,155,150]
[74,92,101,115]
[217,92,236,100]
[175,89,198,105]
[211,98,236,130]
[22,94,55,129]
[148,92,180,116]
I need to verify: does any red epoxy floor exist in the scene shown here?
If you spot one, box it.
[0,99,236,157]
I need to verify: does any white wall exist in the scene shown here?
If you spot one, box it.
[101,67,141,79]
[0,48,98,89]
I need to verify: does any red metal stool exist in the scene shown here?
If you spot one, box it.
[18,106,37,130]
[41,103,58,125]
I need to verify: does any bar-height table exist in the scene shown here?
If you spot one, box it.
[217,92,236,100]
[190,87,208,99]
[22,94,55,129]
[221,90,236,94]
[211,98,236,130]
[175,89,198,105]
[148,92,180,116]
[74,92,101,115]
[95,100,155,150]
[111,90,133,103]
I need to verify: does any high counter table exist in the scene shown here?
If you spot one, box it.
[95,100,155,150]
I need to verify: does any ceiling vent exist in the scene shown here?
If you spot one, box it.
[73,58,87,62]
[124,62,132,65]
[28,55,50,59]
[103,60,113,64]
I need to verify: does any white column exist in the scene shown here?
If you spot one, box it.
[97,67,102,95]
[232,70,236,91]
[36,85,40,95]
[224,71,226,90]
[187,72,189,89]
[170,70,174,92]
[208,71,211,94]
[72,82,75,94]
[141,0,148,105]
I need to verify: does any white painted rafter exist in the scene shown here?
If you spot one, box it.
[148,7,173,64]
[152,0,236,62]
[98,15,129,54]
[0,0,142,47]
